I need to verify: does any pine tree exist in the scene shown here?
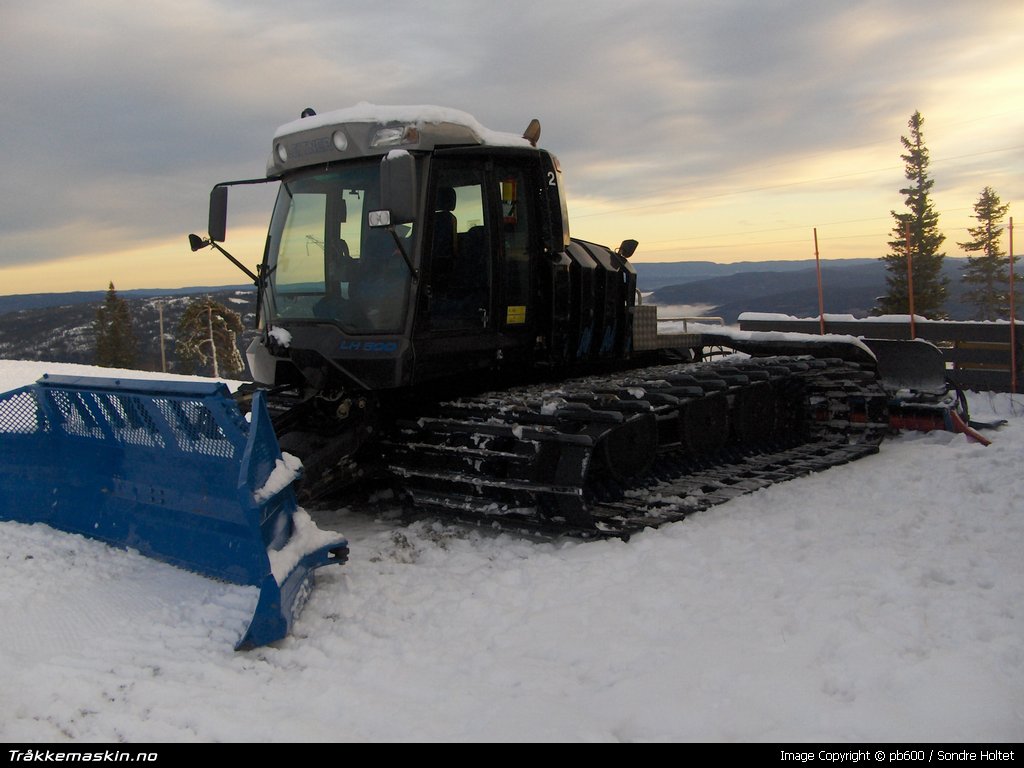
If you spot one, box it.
[875,111,949,318]
[175,296,245,378]
[959,186,1016,321]
[94,282,138,368]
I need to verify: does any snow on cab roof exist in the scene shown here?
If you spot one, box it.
[267,102,534,176]
[273,102,532,148]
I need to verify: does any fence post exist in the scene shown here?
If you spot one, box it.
[1010,217,1017,393]
[905,221,916,339]
[814,228,825,334]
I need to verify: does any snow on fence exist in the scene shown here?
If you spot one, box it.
[737,313,1024,393]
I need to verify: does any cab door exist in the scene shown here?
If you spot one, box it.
[412,156,497,381]
[493,162,536,346]
[412,153,542,384]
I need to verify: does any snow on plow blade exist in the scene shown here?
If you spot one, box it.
[0,374,348,650]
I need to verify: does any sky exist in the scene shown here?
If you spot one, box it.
[1,0,1022,295]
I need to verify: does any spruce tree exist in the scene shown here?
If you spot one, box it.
[875,111,949,318]
[94,282,138,368]
[175,296,245,378]
[959,186,1015,320]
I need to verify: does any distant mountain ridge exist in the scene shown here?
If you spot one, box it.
[632,258,879,291]
[0,287,257,376]
[0,285,253,315]
[637,257,976,322]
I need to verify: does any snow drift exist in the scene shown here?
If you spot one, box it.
[0,360,1021,742]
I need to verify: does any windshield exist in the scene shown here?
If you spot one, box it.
[265,161,414,334]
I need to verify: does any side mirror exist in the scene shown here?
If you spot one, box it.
[618,239,638,259]
[378,150,417,225]
[209,186,228,242]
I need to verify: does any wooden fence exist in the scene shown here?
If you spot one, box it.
[737,316,1023,393]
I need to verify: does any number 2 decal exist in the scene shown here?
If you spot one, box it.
[547,171,556,186]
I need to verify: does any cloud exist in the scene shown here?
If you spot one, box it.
[0,0,1021,289]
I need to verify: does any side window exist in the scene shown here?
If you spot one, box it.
[276,192,328,295]
[428,164,491,330]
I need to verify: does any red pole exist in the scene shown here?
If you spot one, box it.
[905,221,916,339]
[1010,216,1017,393]
[814,228,825,334]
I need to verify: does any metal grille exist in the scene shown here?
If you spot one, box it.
[50,390,106,439]
[153,398,236,458]
[0,389,48,435]
[95,393,166,449]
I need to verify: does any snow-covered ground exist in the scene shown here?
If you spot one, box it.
[1,359,1022,742]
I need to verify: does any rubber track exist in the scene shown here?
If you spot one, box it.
[380,356,889,538]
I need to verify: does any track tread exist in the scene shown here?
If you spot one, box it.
[377,355,888,538]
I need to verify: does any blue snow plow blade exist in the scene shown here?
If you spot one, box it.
[0,374,348,650]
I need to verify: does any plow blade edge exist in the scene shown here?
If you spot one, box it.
[0,374,348,650]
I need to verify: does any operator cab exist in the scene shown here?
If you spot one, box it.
[194,106,625,397]
[253,107,562,392]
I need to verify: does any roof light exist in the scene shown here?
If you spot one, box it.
[370,124,420,148]
[275,142,288,163]
[332,130,348,151]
